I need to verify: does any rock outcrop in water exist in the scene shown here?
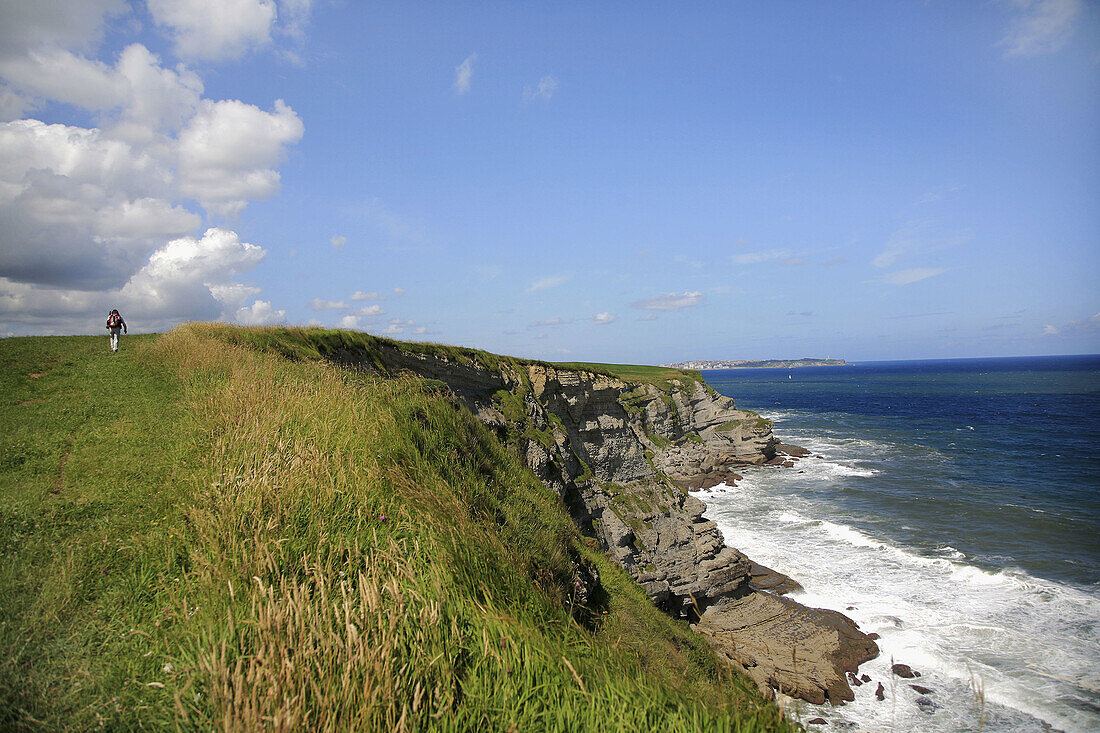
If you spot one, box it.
[325,339,878,704]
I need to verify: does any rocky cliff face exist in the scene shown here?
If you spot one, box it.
[327,340,877,704]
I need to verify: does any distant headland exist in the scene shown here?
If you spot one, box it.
[662,358,848,369]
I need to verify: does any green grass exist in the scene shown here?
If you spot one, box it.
[0,325,792,731]
[552,362,705,393]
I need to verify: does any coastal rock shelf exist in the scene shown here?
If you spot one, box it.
[327,339,878,704]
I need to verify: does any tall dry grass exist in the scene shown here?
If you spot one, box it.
[135,323,791,731]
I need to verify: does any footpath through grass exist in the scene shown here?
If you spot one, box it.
[0,324,792,731]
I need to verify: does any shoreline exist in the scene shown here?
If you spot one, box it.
[693,413,1098,732]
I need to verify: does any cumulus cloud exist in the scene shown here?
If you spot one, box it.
[350,290,382,301]
[592,312,616,325]
[147,0,277,61]
[523,74,559,102]
[339,314,361,329]
[330,234,347,249]
[999,0,1083,57]
[0,0,304,335]
[454,53,476,94]
[177,98,303,216]
[236,299,285,325]
[881,268,947,286]
[0,227,272,334]
[0,44,204,140]
[525,275,570,294]
[0,119,197,289]
[631,291,705,311]
[308,297,347,310]
[354,304,385,316]
[0,0,126,57]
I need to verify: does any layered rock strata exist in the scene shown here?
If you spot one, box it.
[327,341,878,703]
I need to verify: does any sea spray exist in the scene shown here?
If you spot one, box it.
[697,356,1100,732]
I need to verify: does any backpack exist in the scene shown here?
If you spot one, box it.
[107,313,121,328]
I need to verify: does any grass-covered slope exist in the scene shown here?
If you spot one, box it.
[0,324,791,731]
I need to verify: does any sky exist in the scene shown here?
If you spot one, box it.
[0,0,1097,363]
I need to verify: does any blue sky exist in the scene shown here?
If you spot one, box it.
[1,1,1097,362]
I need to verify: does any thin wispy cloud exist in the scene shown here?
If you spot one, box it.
[528,316,573,328]
[733,250,790,265]
[523,74,559,102]
[881,268,947,286]
[999,0,1083,57]
[525,274,570,293]
[592,312,616,325]
[454,53,476,94]
[781,257,805,267]
[631,291,705,311]
[873,222,971,269]
[351,291,382,301]
[330,234,347,249]
[357,198,427,244]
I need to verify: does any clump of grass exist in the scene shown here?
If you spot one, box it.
[0,324,792,731]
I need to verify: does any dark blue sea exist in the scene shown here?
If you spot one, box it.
[696,355,1100,732]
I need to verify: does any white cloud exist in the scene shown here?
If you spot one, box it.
[308,297,347,310]
[147,0,277,61]
[1000,0,1083,57]
[873,222,970,269]
[528,317,572,328]
[881,268,947,286]
[236,299,285,325]
[330,234,347,249]
[0,119,197,289]
[525,275,570,294]
[1042,324,1060,335]
[350,290,382,301]
[631,291,705,311]
[354,304,384,316]
[639,313,658,321]
[0,0,126,57]
[592,312,615,325]
[454,53,476,94]
[392,287,405,297]
[523,74,559,102]
[733,249,789,265]
[781,257,805,267]
[178,98,303,216]
[0,227,271,334]
[338,315,361,329]
[383,318,418,335]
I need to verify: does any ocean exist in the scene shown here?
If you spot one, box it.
[694,355,1100,732]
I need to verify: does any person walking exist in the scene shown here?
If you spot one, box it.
[106,309,127,352]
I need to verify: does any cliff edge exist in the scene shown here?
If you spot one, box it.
[323,335,878,704]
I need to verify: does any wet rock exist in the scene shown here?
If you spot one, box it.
[875,683,885,701]
[909,684,934,695]
[867,633,880,640]
[776,443,812,458]
[860,673,871,683]
[915,696,937,713]
[807,718,827,725]
[891,663,919,678]
[848,671,863,686]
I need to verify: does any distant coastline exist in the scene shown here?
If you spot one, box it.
[662,358,848,370]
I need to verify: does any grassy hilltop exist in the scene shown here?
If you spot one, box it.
[0,324,791,731]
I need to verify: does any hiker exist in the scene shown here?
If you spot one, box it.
[106,309,127,352]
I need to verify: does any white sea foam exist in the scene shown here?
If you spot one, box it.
[694,463,1100,732]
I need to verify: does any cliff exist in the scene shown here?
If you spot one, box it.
[319,333,878,704]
